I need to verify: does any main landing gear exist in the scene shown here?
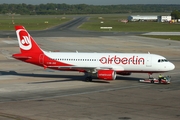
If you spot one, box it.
[85,76,92,82]
[84,72,93,82]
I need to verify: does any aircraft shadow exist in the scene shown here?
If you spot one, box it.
[0,70,83,82]
[0,70,109,83]
[116,76,143,81]
[0,71,143,84]
[0,70,80,78]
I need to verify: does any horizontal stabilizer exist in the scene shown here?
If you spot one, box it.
[13,56,32,59]
[12,53,31,60]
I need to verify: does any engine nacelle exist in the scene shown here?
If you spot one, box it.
[117,72,131,76]
[97,70,116,81]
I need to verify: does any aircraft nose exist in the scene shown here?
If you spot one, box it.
[169,62,175,70]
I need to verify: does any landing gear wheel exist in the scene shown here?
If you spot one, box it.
[151,80,154,83]
[85,77,92,82]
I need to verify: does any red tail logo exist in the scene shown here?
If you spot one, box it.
[15,25,42,54]
[16,29,32,50]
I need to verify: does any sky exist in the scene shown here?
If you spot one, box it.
[0,0,180,5]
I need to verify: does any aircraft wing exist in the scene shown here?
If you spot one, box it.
[47,65,124,72]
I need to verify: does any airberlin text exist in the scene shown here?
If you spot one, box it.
[100,55,145,65]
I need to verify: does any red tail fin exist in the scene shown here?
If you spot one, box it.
[15,25,43,54]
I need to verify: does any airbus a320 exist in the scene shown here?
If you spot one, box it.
[12,26,175,81]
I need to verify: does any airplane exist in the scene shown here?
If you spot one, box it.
[12,25,175,81]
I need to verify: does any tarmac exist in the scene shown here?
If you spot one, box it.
[143,32,180,36]
[0,35,180,120]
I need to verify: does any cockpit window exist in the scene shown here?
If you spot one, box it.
[164,59,168,62]
[158,59,169,63]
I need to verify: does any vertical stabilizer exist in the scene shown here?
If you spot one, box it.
[15,25,43,54]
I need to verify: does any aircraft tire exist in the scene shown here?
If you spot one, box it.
[85,77,92,82]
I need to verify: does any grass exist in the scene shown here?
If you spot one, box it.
[0,15,71,30]
[80,15,180,41]
[1,14,179,32]
[80,16,180,32]
[0,14,179,41]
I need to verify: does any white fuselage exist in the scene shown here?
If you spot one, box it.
[44,51,175,73]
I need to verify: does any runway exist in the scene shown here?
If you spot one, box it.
[0,17,180,120]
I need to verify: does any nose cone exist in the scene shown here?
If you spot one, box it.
[169,62,175,71]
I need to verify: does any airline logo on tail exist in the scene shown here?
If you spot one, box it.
[16,29,32,50]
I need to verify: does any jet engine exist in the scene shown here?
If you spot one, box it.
[97,70,116,80]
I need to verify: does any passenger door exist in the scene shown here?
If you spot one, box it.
[146,56,152,67]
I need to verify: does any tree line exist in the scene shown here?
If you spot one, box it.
[0,3,180,15]
[171,10,180,19]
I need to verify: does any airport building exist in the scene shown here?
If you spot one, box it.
[157,16,172,22]
[128,15,172,22]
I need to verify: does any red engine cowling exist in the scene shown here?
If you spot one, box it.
[97,70,116,81]
[117,72,131,76]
